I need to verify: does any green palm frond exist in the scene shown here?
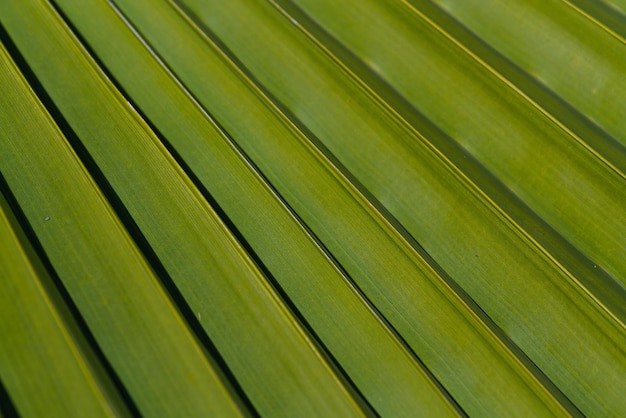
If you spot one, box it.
[1,0,624,416]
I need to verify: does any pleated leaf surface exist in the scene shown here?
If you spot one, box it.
[0,0,624,416]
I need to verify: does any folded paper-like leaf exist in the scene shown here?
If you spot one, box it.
[49,0,460,415]
[0,1,368,416]
[0,27,245,418]
[170,0,626,415]
[0,0,624,416]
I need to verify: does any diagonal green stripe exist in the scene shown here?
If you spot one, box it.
[0,1,369,416]
[168,0,626,414]
[49,0,462,415]
[0,176,123,417]
[107,0,580,414]
[0,20,246,418]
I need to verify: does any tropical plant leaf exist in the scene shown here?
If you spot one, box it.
[161,0,626,415]
[0,1,373,416]
[47,0,463,416]
[0,150,124,417]
[0,0,624,416]
[97,0,581,415]
[567,0,626,40]
[0,28,246,418]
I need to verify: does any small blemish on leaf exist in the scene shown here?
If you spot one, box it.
[44,216,50,221]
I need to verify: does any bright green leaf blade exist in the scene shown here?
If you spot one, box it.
[284,0,626,296]
[604,0,626,11]
[0,137,123,417]
[0,199,118,417]
[0,1,370,416]
[2,0,624,415]
[566,0,626,37]
[168,0,626,414]
[107,0,582,415]
[0,16,246,418]
[48,0,462,415]
[418,0,626,154]
[267,0,626,325]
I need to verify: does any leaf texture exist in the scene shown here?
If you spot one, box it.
[0,0,624,416]
[0,27,245,418]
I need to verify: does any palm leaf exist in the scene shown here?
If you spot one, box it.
[0,0,624,416]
